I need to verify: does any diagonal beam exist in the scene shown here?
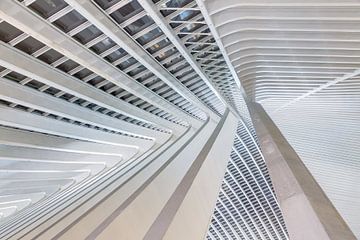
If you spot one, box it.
[0,42,184,137]
[0,0,201,128]
[249,102,357,240]
[274,68,360,112]
[139,0,254,128]
[0,126,134,158]
[138,0,230,110]
[64,0,216,119]
[195,0,243,91]
[0,106,153,151]
[0,145,121,168]
[0,77,167,142]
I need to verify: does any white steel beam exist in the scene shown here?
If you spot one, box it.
[137,0,246,119]
[195,0,243,91]
[0,77,166,142]
[0,145,120,168]
[0,126,132,158]
[0,106,152,151]
[64,0,217,119]
[3,122,196,240]
[0,42,185,136]
[0,0,201,128]
[248,102,357,240]
[274,68,360,112]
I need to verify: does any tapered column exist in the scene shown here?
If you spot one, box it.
[248,102,356,240]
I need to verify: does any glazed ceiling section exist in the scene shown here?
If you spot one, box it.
[204,0,360,238]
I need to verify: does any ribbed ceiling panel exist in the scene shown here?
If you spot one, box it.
[203,0,360,238]
[207,123,288,240]
[261,80,360,238]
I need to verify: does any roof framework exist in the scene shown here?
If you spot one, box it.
[1,0,357,239]
[203,0,360,238]
[0,1,287,238]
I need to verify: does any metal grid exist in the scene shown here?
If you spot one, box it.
[148,0,245,117]
[0,0,203,224]
[207,123,288,240]
[20,0,212,120]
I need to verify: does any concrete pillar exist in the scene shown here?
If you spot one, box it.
[248,102,356,240]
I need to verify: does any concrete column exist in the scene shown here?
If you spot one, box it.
[248,102,356,240]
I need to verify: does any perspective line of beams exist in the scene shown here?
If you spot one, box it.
[149,0,248,120]
[63,0,217,118]
[0,0,201,127]
[0,76,163,141]
[0,42,183,138]
[195,0,244,94]
[136,0,231,115]
[0,126,135,159]
[0,106,153,150]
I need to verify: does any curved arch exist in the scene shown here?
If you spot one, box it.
[232,55,360,71]
[211,6,360,28]
[216,18,360,38]
[238,68,348,80]
[221,30,360,46]
[229,48,360,64]
[235,61,358,74]
[225,39,360,57]
[240,72,341,84]
[206,0,360,16]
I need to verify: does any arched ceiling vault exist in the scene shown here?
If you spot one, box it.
[202,0,360,238]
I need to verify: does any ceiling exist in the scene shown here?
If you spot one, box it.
[0,0,286,239]
[203,0,360,238]
[0,0,358,239]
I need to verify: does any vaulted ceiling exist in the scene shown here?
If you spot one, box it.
[0,0,358,239]
[203,0,360,238]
